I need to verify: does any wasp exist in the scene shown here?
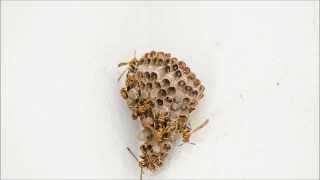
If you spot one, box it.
[118,51,139,82]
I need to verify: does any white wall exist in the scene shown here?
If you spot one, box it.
[1,1,319,179]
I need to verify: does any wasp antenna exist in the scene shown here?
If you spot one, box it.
[191,119,209,134]
[127,147,139,162]
[178,142,196,146]
[118,69,128,82]
[140,166,143,180]
[118,62,128,67]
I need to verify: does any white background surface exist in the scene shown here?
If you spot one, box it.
[1,1,319,179]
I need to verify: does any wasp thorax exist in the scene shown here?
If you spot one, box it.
[119,50,205,173]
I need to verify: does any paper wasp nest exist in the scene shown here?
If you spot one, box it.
[119,51,207,178]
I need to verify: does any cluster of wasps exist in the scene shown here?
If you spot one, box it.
[118,50,208,179]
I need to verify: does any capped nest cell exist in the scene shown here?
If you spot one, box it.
[118,50,208,179]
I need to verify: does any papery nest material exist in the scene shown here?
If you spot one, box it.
[118,50,208,180]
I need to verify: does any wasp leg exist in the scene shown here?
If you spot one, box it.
[118,62,129,67]
[191,119,209,134]
[127,147,139,162]
[178,119,209,146]
[127,147,144,180]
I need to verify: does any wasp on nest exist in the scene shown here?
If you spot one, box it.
[118,50,208,180]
